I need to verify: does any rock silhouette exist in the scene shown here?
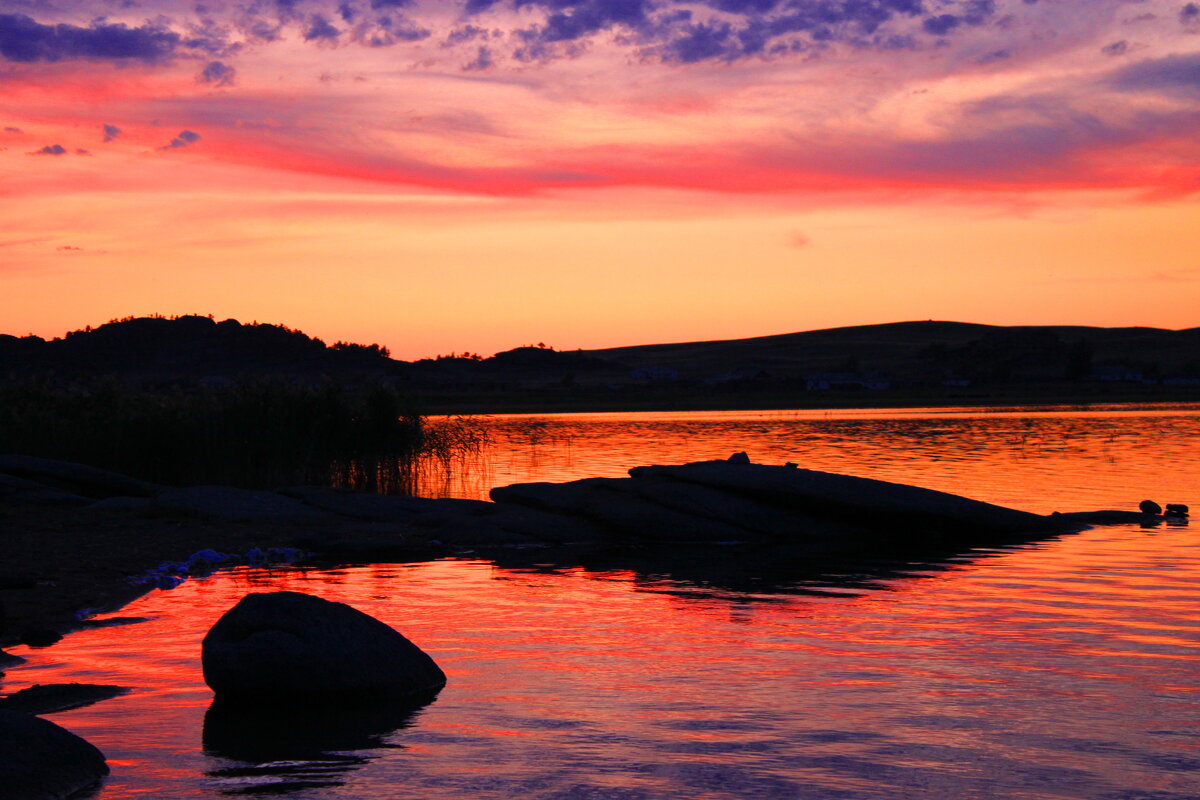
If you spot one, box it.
[201,591,446,703]
[0,709,108,800]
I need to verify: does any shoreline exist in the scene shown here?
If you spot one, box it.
[417,386,1200,415]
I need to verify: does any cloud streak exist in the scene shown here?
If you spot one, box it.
[0,13,180,63]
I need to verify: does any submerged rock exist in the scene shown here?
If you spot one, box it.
[0,684,129,716]
[201,591,446,703]
[0,709,108,800]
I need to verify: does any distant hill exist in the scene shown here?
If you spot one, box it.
[0,315,395,381]
[584,321,1200,382]
[2,316,1197,409]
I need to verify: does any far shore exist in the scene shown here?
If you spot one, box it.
[418,383,1200,415]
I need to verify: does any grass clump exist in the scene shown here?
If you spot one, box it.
[0,379,484,492]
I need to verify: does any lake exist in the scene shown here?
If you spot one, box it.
[5,404,1199,799]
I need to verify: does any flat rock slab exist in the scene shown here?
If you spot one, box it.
[0,684,129,715]
[493,477,755,542]
[630,460,1056,535]
[0,709,109,800]
[280,486,491,522]
[0,454,158,498]
[154,486,337,523]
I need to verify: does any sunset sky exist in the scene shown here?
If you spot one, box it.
[2,0,1198,358]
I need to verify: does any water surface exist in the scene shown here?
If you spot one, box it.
[4,404,1199,799]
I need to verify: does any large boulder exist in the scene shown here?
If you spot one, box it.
[201,592,446,703]
[0,709,108,800]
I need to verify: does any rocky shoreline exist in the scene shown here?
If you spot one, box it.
[1,451,1165,653]
[1,451,1184,798]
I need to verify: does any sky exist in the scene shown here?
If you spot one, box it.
[2,0,1198,359]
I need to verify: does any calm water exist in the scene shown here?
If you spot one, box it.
[4,404,1200,799]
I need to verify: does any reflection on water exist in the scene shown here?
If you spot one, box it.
[4,523,1198,799]
[422,404,1200,513]
[2,405,1198,799]
[203,697,432,794]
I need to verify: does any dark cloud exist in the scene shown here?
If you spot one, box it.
[923,14,961,35]
[200,60,236,86]
[0,13,179,63]
[182,16,233,56]
[669,21,734,63]
[31,144,67,155]
[1183,3,1200,25]
[651,0,929,63]
[370,0,413,7]
[102,123,122,142]
[161,130,201,150]
[1101,40,1128,57]
[75,148,90,155]
[463,45,494,70]
[1109,52,1200,97]
[351,14,430,46]
[4,126,22,133]
[465,0,502,13]
[444,24,492,46]
[304,14,340,41]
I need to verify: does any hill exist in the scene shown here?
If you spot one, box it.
[2,316,1197,410]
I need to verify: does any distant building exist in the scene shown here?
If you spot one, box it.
[630,366,679,381]
[804,371,891,390]
[704,368,770,385]
[1090,365,1144,382]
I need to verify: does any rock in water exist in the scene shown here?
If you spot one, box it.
[201,591,446,703]
[1139,499,1163,515]
[0,709,109,800]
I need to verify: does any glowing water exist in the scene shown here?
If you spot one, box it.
[4,404,1199,799]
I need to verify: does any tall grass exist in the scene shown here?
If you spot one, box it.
[0,378,485,492]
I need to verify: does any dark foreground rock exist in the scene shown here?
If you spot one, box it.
[0,709,108,800]
[201,591,446,703]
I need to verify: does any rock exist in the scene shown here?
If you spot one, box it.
[0,454,158,498]
[153,486,336,522]
[1052,510,1150,526]
[484,506,610,544]
[19,629,62,648]
[202,591,446,703]
[88,496,154,512]
[1165,503,1189,517]
[0,709,109,799]
[619,473,872,545]
[1139,499,1163,515]
[629,459,1055,535]
[278,486,437,521]
[0,684,129,715]
[493,477,755,542]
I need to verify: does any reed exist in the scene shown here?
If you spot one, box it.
[0,378,484,492]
